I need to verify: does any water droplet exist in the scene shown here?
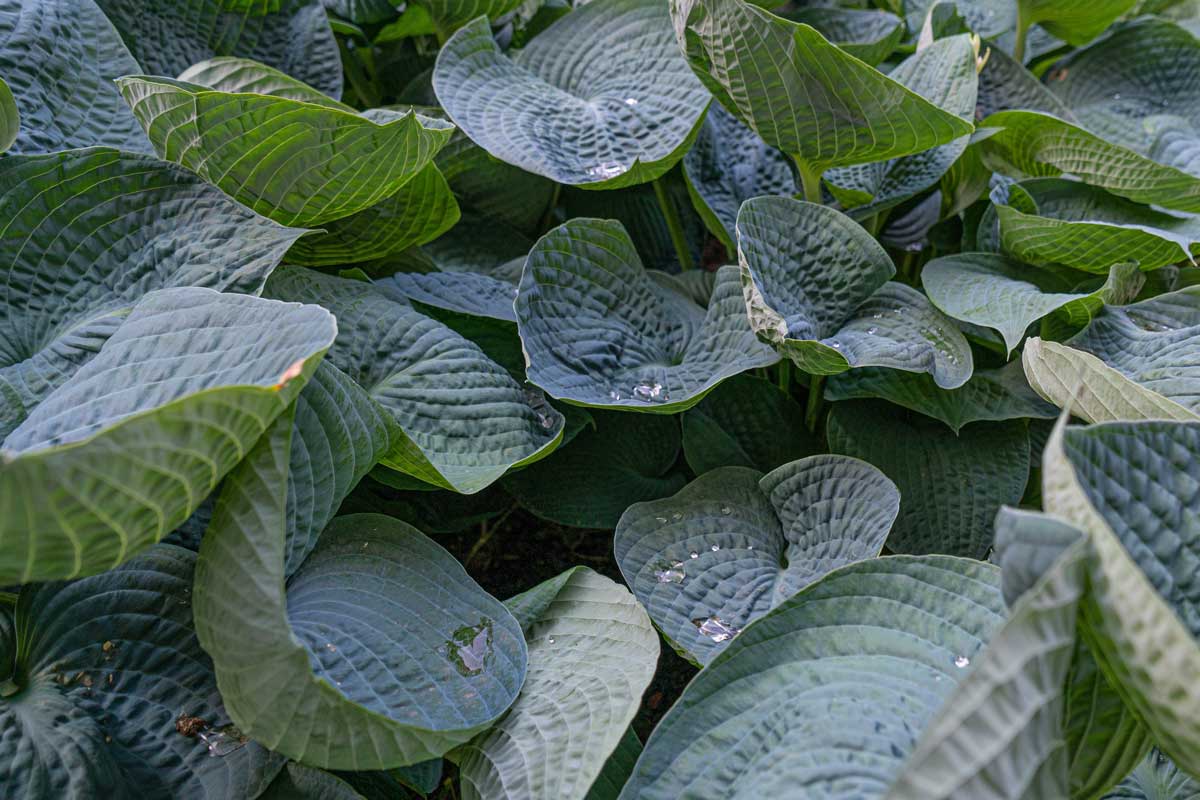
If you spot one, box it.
[711,544,720,552]
[829,340,841,350]
[632,380,667,402]
[720,506,732,515]
[199,724,249,757]
[904,242,923,253]
[325,642,337,653]
[1112,92,1122,100]
[443,620,493,676]
[608,390,622,401]
[672,512,682,521]
[689,552,698,559]
[747,544,754,550]
[539,413,555,429]
[872,313,883,320]
[624,97,638,106]
[585,161,627,180]
[547,637,555,644]
[655,516,668,524]
[692,616,740,643]
[654,561,686,584]
[867,327,877,335]
[954,655,970,668]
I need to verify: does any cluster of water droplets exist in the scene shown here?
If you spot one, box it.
[654,560,686,584]
[631,379,669,403]
[585,161,627,180]
[692,616,740,643]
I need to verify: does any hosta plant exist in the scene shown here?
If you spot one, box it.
[2,0,1200,798]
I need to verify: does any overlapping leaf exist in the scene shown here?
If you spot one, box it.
[780,6,903,66]
[1015,0,1136,47]
[433,0,710,188]
[0,76,15,152]
[615,456,899,664]
[517,218,777,413]
[738,197,972,385]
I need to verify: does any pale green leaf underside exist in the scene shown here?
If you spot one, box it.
[0,544,281,799]
[454,568,659,800]
[1017,0,1136,46]
[671,0,974,172]
[619,557,1006,800]
[738,197,972,386]
[118,76,453,227]
[518,218,777,413]
[267,267,563,494]
[0,288,334,585]
[980,110,1200,213]
[195,413,528,769]
[615,456,898,665]
[828,400,1029,559]
[0,0,150,154]
[433,0,710,188]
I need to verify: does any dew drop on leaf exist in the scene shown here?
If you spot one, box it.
[692,616,740,643]
[954,655,970,668]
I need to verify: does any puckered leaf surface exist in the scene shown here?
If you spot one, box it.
[615,457,898,664]
[433,0,710,188]
[780,6,903,66]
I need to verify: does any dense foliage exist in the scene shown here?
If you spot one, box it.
[2,0,1200,797]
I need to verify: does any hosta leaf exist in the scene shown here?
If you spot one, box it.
[118,76,454,227]
[615,456,899,665]
[0,148,304,440]
[260,763,364,799]
[433,0,710,188]
[922,253,1143,352]
[671,0,973,176]
[585,728,642,800]
[176,55,344,106]
[0,0,150,154]
[828,400,1029,558]
[195,409,528,769]
[681,374,818,475]
[1021,286,1200,422]
[737,197,972,386]
[0,77,14,152]
[453,568,659,800]
[619,557,1006,800]
[681,103,796,252]
[0,544,281,799]
[517,218,777,413]
[502,411,685,529]
[1047,19,1200,159]
[975,43,1074,120]
[1045,418,1200,774]
[266,267,563,494]
[824,35,979,215]
[412,0,521,37]
[1016,0,1136,47]
[94,0,342,98]
[826,360,1058,434]
[905,0,1014,39]
[781,7,903,66]
[979,110,1200,213]
[995,178,1200,273]
[1106,751,1200,799]
[0,288,334,585]
[378,270,518,323]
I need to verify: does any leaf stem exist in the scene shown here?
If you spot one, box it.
[777,360,791,393]
[794,157,824,204]
[804,374,825,433]
[653,176,695,272]
[539,183,562,233]
[1012,8,1029,63]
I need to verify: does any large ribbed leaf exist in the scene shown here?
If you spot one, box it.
[979,110,1200,213]
[194,411,528,769]
[976,43,1073,119]
[412,0,522,37]
[266,267,563,494]
[619,557,1007,800]
[781,6,903,66]
[670,0,973,182]
[826,360,1058,434]
[0,148,305,441]
[94,0,342,97]
[433,0,710,188]
[0,288,334,585]
[828,400,1029,558]
[1045,418,1200,775]
[1106,752,1200,799]
[118,76,453,227]
[0,545,282,799]
[737,197,972,386]
[1016,0,1136,46]
[502,411,685,529]
[0,0,150,154]
[615,457,898,665]
[994,178,1200,273]
[682,103,797,252]
[517,218,777,413]
[922,253,1143,352]
[378,270,519,323]
[453,568,659,800]
[1021,287,1200,422]
[824,35,979,215]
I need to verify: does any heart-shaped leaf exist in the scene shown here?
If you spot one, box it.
[618,556,1007,799]
[671,0,973,182]
[828,400,1030,558]
[923,253,1144,352]
[453,568,659,800]
[433,0,710,188]
[0,544,282,798]
[517,218,777,412]
[615,456,899,664]
[118,76,454,227]
[0,0,150,154]
[94,0,343,97]
[1021,286,1200,422]
[0,288,335,584]
[738,197,972,386]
